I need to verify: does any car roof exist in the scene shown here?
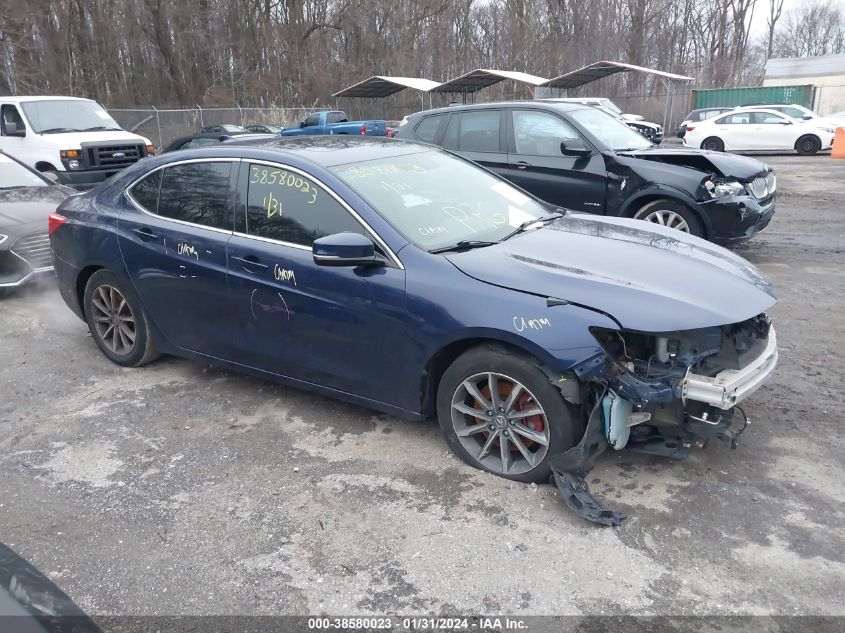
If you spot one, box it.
[406,100,591,119]
[0,96,94,103]
[184,135,434,167]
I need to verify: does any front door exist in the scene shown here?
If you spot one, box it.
[505,109,607,212]
[118,159,236,356]
[226,161,407,406]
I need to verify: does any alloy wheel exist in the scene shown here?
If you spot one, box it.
[636,209,691,232]
[90,284,136,355]
[450,372,550,476]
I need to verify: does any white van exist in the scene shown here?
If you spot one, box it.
[0,96,153,188]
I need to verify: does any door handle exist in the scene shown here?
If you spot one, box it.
[132,227,158,241]
[231,255,269,271]
[515,161,531,170]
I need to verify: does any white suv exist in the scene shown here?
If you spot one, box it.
[0,96,153,188]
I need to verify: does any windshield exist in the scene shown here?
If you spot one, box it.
[568,107,652,151]
[332,150,549,251]
[779,105,814,119]
[20,100,122,134]
[0,154,48,189]
[598,99,623,115]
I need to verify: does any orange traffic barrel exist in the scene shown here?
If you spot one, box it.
[833,127,845,159]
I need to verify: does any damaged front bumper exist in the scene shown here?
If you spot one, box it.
[551,315,778,526]
[683,328,778,409]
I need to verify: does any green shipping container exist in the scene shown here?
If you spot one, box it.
[692,85,815,109]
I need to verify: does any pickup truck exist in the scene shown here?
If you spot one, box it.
[0,96,154,188]
[281,110,387,137]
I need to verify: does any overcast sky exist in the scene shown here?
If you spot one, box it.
[747,0,844,37]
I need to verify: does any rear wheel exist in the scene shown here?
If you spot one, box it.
[701,137,724,152]
[84,269,159,367]
[633,198,704,237]
[436,345,581,483]
[795,135,821,156]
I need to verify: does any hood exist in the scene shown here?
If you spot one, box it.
[445,214,776,332]
[37,130,151,147]
[619,146,769,180]
[0,186,70,229]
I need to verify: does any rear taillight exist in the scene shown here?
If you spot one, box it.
[360,124,367,135]
[387,129,395,138]
[686,126,695,131]
[48,212,67,236]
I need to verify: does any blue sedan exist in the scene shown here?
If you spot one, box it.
[49,137,779,525]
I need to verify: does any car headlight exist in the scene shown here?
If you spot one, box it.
[704,178,745,198]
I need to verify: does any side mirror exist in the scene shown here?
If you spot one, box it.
[802,115,813,120]
[778,120,793,125]
[313,232,382,267]
[4,121,26,137]
[560,139,591,156]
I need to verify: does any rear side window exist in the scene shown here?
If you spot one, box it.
[413,115,445,143]
[129,170,162,213]
[245,163,364,247]
[155,162,234,229]
[458,111,501,152]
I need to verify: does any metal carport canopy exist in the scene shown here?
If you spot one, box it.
[539,61,692,89]
[430,69,549,94]
[332,76,442,98]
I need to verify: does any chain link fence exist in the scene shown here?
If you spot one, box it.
[106,106,330,150]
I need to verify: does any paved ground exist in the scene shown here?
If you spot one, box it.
[1,155,843,617]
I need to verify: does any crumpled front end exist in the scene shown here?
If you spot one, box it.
[551,312,778,526]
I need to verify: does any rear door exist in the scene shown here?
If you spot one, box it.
[712,112,755,150]
[505,109,607,212]
[440,109,509,180]
[118,159,237,356]
[226,161,408,405]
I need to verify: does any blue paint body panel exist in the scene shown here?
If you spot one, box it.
[49,137,777,420]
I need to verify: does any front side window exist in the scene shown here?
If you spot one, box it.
[753,112,787,124]
[154,162,233,229]
[302,114,320,127]
[20,99,121,134]
[245,163,364,246]
[1,105,24,135]
[567,107,652,151]
[511,110,580,156]
[458,111,501,152]
[332,149,548,252]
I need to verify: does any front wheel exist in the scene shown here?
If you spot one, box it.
[84,269,160,367]
[701,137,724,152]
[633,198,704,237]
[436,345,582,483]
[795,135,821,156]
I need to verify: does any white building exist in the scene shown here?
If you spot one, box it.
[764,53,845,115]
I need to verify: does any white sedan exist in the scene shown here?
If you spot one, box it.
[683,107,836,155]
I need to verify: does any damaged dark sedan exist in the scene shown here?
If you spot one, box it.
[396,101,775,243]
[49,137,778,525]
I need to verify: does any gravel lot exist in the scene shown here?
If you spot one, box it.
[1,155,843,617]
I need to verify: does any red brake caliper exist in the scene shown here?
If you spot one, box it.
[516,393,544,444]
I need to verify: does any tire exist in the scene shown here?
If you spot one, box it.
[795,135,821,156]
[632,198,704,237]
[701,137,724,152]
[83,269,159,367]
[436,345,582,483]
